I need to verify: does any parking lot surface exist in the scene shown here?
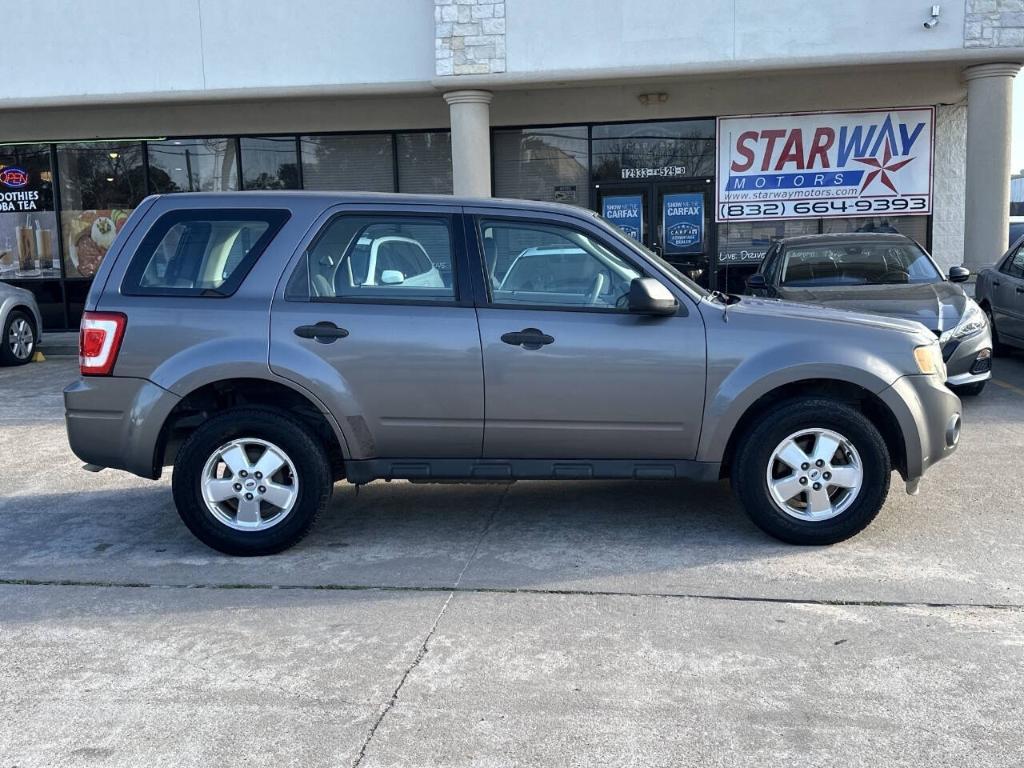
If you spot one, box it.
[2,357,1023,766]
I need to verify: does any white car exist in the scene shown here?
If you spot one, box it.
[348,235,444,288]
[0,282,42,366]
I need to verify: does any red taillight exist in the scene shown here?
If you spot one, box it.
[79,311,127,376]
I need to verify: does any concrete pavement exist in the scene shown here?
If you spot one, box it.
[1,356,1023,766]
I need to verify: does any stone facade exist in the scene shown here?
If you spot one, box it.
[965,0,1024,47]
[932,103,969,270]
[435,0,506,76]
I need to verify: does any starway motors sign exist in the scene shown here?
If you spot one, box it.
[715,107,934,222]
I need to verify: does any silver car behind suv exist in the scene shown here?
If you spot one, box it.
[65,193,961,555]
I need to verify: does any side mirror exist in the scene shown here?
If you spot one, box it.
[746,273,768,292]
[948,265,970,283]
[380,269,405,285]
[628,277,678,316]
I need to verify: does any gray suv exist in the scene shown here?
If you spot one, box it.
[65,193,962,555]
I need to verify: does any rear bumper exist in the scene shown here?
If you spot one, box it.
[878,373,962,483]
[64,376,180,479]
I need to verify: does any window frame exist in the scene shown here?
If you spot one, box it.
[288,210,468,307]
[468,212,655,315]
[120,208,290,298]
[1000,239,1024,278]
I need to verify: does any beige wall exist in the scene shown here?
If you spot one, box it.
[0,63,966,143]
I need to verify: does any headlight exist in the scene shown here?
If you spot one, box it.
[939,299,987,343]
[914,343,945,376]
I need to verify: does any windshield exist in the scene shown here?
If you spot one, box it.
[780,242,941,287]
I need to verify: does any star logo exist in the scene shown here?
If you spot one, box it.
[854,139,914,194]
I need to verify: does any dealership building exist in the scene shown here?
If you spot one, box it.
[2,0,1023,329]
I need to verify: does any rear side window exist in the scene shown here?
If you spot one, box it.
[122,209,290,296]
[287,215,455,303]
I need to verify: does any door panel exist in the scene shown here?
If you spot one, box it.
[269,209,483,459]
[470,212,706,460]
[478,308,706,459]
[272,303,483,457]
[995,247,1024,341]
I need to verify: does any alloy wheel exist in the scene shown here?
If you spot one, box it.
[766,428,863,521]
[200,438,299,532]
[8,317,34,361]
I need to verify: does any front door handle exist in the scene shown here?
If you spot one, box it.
[1016,287,1024,295]
[993,280,1001,287]
[501,328,555,350]
[294,322,350,343]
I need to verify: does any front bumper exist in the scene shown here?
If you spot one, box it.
[877,373,962,486]
[64,376,180,479]
[942,328,993,386]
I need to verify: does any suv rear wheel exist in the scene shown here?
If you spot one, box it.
[172,407,333,555]
[732,398,890,545]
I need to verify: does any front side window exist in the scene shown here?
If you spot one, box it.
[480,219,643,310]
[1002,245,1024,278]
[780,242,941,287]
[123,209,289,296]
[298,215,455,302]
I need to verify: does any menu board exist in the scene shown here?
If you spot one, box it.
[61,209,133,278]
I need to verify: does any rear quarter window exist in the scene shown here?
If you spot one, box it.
[121,209,290,296]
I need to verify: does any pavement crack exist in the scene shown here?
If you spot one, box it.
[349,482,509,767]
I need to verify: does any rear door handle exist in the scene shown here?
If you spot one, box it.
[993,281,1001,287]
[1016,287,1024,295]
[501,328,555,350]
[294,322,350,343]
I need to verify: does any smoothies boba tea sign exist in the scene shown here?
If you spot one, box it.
[716,108,934,222]
[0,165,46,211]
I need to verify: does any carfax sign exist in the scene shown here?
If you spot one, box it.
[662,193,703,254]
[715,107,934,222]
[602,195,643,240]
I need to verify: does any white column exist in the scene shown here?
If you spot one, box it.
[963,63,1021,271]
[443,90,493,197]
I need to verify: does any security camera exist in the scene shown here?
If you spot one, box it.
[923,4,940,29]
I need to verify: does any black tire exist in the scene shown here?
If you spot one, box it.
[951,380,987,397]
[983,304,1008,357]
[732,398,891,545]
[172,407,332,556]
[0,309,36,366]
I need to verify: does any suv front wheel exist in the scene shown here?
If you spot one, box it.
[732,398,891,545]
[172,408,333,556]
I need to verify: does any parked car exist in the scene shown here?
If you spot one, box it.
[976,235,1024,354]
[0,282,42,366]
[746,233,992,396]
[65,193,961,555]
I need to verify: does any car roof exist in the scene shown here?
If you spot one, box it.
[147,190,600,218]
[778,232,914,246]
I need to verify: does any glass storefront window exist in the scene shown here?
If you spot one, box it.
[591,120,715,183]
[57,141,146,279]
[240,137,300,190]
[396,132,452,194]
[0,143,58,281]
[493,126,588,206]
[716,219,819,293]
[821,215,928,246]
[147,138,238,193]
[300,134,395,192]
